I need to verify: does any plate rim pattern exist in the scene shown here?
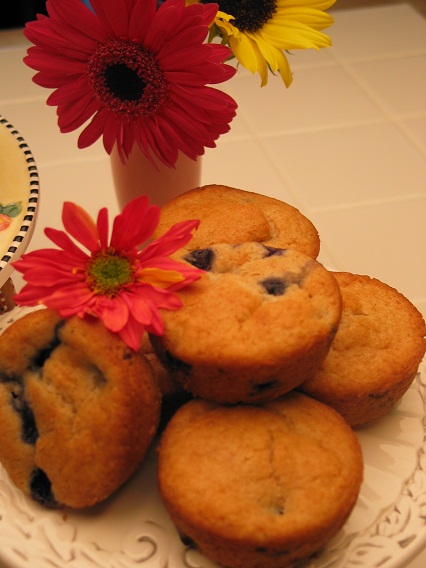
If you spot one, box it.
[0,116,40,275]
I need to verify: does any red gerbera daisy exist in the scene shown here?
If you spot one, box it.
[13,196,203,351]
[23,0,237,166]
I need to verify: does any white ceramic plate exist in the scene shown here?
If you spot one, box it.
[0,306,425,568]
[0,116,40,287]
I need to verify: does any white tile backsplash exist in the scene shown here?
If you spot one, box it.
[351,54,426,116]
[224,64,385,136]
[262,123,426,208]
[203,137,295,203]
[402,116,426,152]
[329,4,426,59]
[308,195,426,305]
[1,4,425,325]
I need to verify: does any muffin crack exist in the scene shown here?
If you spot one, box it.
[30,323,63,372]
[263,212,278,241]
[0,371,39,445]
[10,381,39,445]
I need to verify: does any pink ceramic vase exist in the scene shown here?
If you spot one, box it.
[110,146,201,210]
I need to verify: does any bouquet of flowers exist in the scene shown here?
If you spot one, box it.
[17,0,336,344]
[23,0,335,168]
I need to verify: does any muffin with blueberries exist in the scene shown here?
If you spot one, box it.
[300,272,426,426]
[0,308,161,508]
[151,242,342,404]
[158,393,363,568]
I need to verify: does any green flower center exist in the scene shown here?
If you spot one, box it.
[204,0,276,32]
[88,38,169,117]
[86,251,135,296]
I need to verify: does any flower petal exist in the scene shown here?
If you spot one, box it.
[110,195,160,250]
[97,207,110,249]
[62,202,100,252]
[89,0,131,38]
[96,295,129,333]
[139,258,203,290]
[118,318,146,351]
[44,227,89,260]
[142,219,200,260]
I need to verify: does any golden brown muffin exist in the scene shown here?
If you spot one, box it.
[0,308,161,508]
[154,184,320,259]
[157,393,363,568]
[151,243,342,404]
[300,272,426,426]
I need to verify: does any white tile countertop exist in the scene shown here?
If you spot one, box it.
[0,3,425,568]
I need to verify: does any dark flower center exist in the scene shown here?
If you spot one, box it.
[103,64,146,102]
[203,0,276,32]
[88,39,168,117]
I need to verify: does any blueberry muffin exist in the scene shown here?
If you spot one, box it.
[0,308,161,508]
[154,184,320,259]
[300,272,426,426]
[157,393,363,568]
[151,243,342,404]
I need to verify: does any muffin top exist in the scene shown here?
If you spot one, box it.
[157,243,341,365]
[301,272,426,423]
[158,393,363,552]
[155,184,320,259]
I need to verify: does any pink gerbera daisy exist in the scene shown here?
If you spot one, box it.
[13,196,203,351]
[23,0,237,166]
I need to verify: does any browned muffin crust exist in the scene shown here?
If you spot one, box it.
[151,243,342,404]
[155,184,320,259]
[158,393,363,568]
[300,272,426,426]
[0,308,161,508]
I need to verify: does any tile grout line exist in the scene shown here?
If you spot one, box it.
[328,48,426,66]
[329,50,426,158]
[307,191,426,214]
[224,95,426,216]
[243,133,314,212]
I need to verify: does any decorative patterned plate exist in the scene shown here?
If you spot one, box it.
[0,116,40,287]
[0,306,425,568]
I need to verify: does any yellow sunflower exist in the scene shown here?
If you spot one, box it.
[187,0,336,87]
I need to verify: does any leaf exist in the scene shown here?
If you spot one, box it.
[0,202,23,218]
